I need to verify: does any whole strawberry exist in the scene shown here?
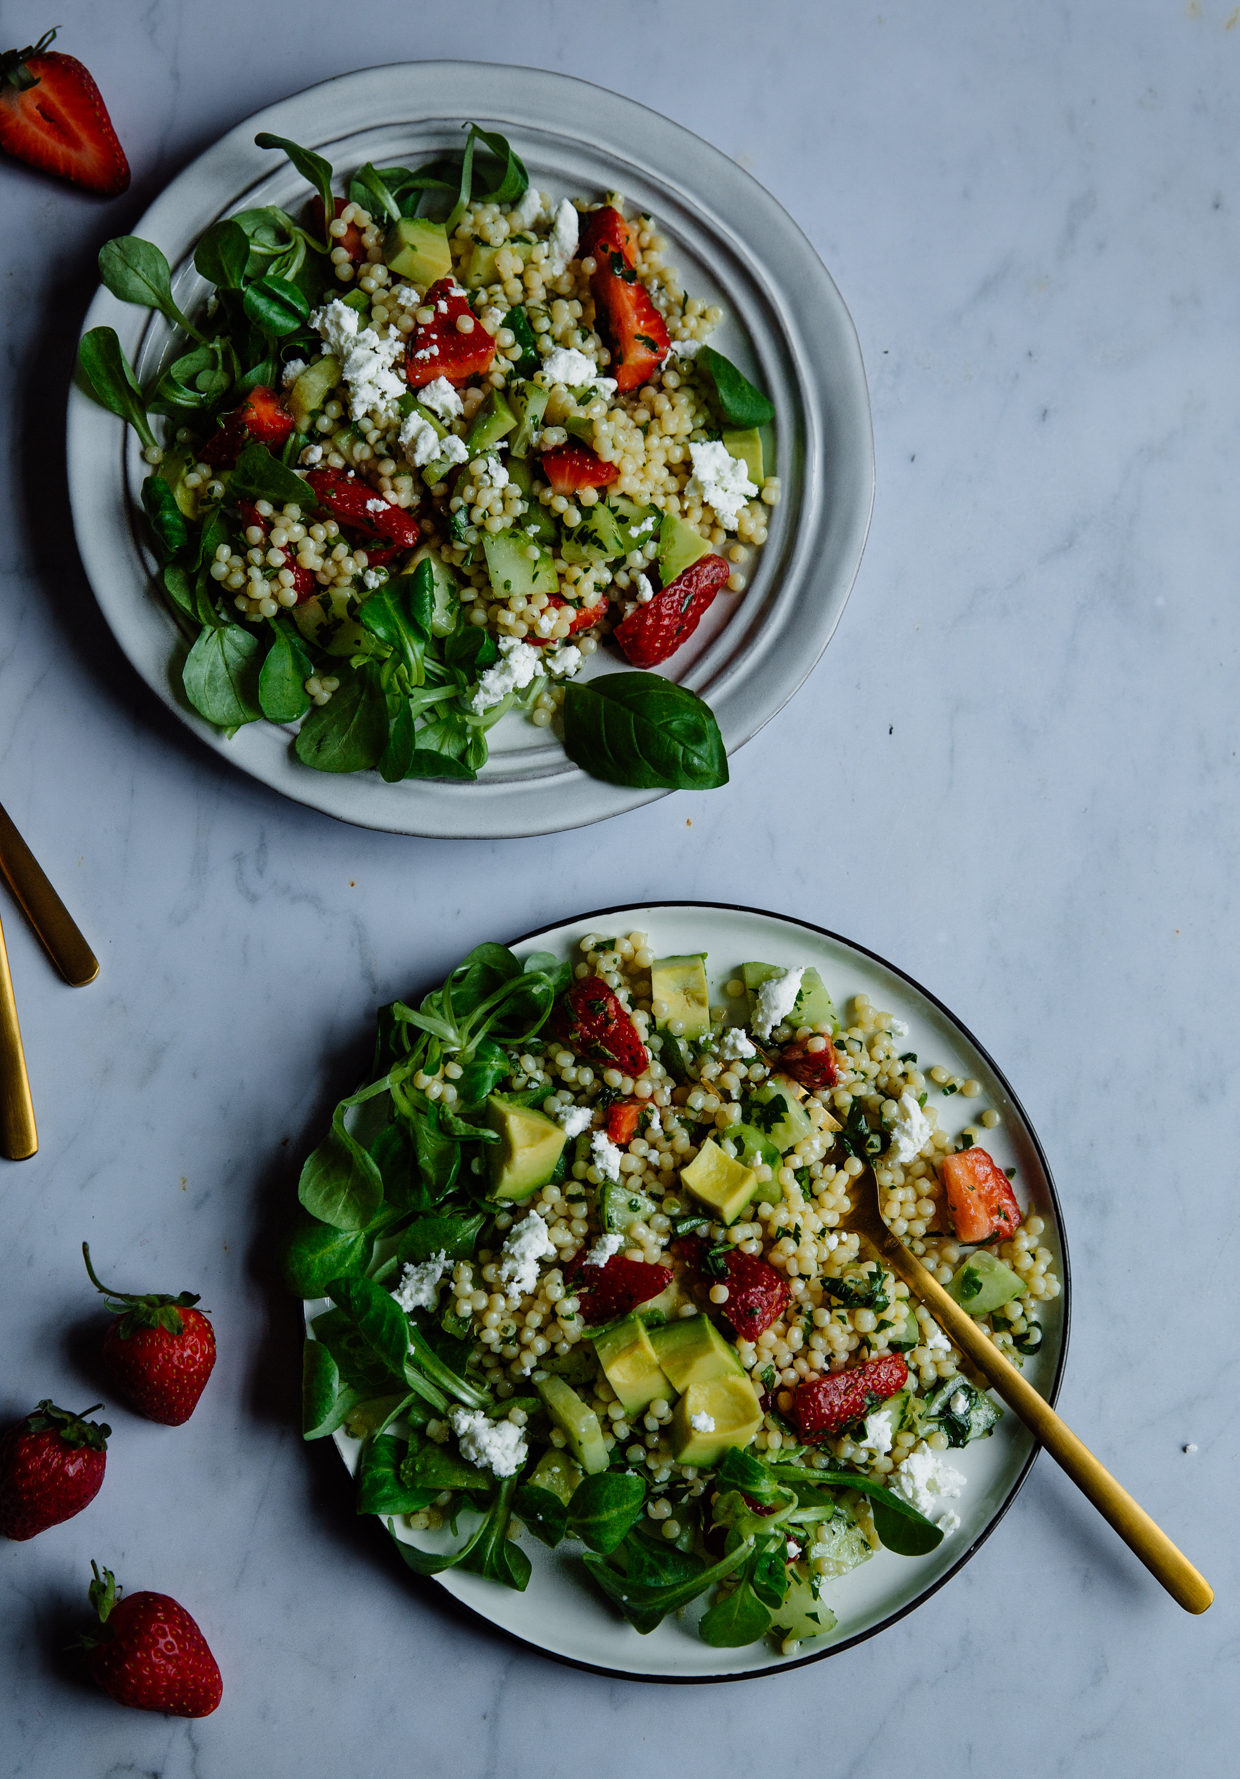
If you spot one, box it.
[83,1243,216,1426]
[81,1562,222,1717]
[0,1401,110,1540]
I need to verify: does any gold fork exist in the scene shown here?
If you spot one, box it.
[841,1165,1212,1613]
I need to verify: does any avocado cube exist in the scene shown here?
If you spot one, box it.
[722,427,763,484]
[385,217,452,286]
[656,510,712,585]
[741,962,838,1033]
[947,1248,1026,1315]
[650,955,710,1038]
[486,1095,566,1202]
[592,1313,670,1417]
[288,354,341,428]
[670,1375,763,1465]
[527,1446,583,1505]
[535,1374,609,1474]
[680,1137,759,1225]
[749,1076,813,1154]
[649,1314,743,1393]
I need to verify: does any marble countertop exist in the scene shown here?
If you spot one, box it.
[2,1,1235,1772]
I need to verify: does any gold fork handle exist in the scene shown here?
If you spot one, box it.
[870,1226,1213,1614]
[0,910,37,1160]
[0,802,98,987]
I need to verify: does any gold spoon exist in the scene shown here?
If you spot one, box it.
[842,1165,1213,1613]
[0,907,37,1159]
[0,802,98,986]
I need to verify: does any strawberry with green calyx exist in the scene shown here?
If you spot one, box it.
[82,1242,217,1426]
[0,1401,110,1540]
[80,1562,223,1718]
[0,28,130,198]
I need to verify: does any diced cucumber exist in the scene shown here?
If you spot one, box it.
[947,1248,1026,1315]
[463,236,533,289]
[748,1076,813,1152]
[535,1374,609,1474]
[600,1180,657,1234]
[609,497,663,556]
[482,530,557,599]
[288,354,341,428]
[560,504,624,564]
[507,380,548,458]
[922,1375,1004,1446]
[465,389,517,457]
[741,963,839,1033]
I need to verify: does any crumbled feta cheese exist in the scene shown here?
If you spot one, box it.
[546,198,579,275]
[468,636,543,714]
[689,1411,716,1433]
[645,1104,661,1132]
[949,1390,969,1417]
[281,357,306,388]
[922,1322,952,1357]
[751,967,804,1040]
[585,1231,625,1267]
[398,414,443,468]
[543,643,583,679]
[893,1447,966,1529]
[590,1130,623,1182]
[890,1018,910,1038]
[555,1103,593,1138]
[299,443,323,466]
[478,455,509,489]
[685,439,758,531]
[310,297,405,422]
[510,185,545,229]
[859,1406,895,1458]
[717,1027,757,1060]
[362,568,387,591]
[311,296,359,357]
[391,1252,447,1312]
[888,1091,933,1164]
[666,338,702,360]
[448,1406,527,1478]
[538,346,616,398]
[499,1211,556,1296]
[417,375,464,422]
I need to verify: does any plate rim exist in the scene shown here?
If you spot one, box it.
[66,58,875,838]
[319,898,1071,1683]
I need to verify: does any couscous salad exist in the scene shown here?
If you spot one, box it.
[285,930,1058,1655]
[79,124,783,791]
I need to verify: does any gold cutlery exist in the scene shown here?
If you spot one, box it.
[0,907,36,1159]
[844,1165,1212,1613]
[0,801,98,986]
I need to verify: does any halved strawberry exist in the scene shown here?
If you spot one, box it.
[540,442,619,497]
[582,207,670,394]
[199,386,295,469]
[302,466,420,563]
[526,592,609,645]
[550,976,648,1077]
[939,1147,1022,1244]
[792,1354,909,1441]
[566,1251,672,1325]
[613,552,730,668]
[677,1238,788,1342]
[0,29,129,198]
[308,195,366,263]
[605,1102,643,1146]
[778,1037,840,1091]
[405,279,495,387]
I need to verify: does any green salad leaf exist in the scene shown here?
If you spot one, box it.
[98,236,204,342]
[77,327,158,452]
[254,132,336,241]
[562,672,728,790]
[697,345,775,429]
[182,625,262,730]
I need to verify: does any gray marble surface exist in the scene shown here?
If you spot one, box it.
[1,0,1236,1772]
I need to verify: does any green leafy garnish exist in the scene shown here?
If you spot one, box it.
[696,345,774,428]
[562,673,728,790]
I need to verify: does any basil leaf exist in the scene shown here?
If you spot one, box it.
[77,326,158,451]
[298,1101,384,1231]
[697,345,775,429]
[326,1275,410,1381]
[182,624,262,729]
[301,1340,358,1439]
[258,622,312,723]
[514,1484,568,1548]
[281,1212,371,1297]
[566,1471,647,1555]
[229,439,318,509]
[194,219,250,290]
[357,1434,439,1515]
[243,274,311,338]
[295,668,390,773]
[140,475,188,558]
[98,235,203,341]
[254,132,335,238]
[562,673,728,790]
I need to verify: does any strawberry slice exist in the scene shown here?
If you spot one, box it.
[550,975,648,1077]
[604,1102,643,1146]
[778,1037,840,1091]
[405,278,495,388]
[302,466,420,564]
[199,386,296,469]
[677,1238,788,1342]
[939,1147,1022,1244]
[0,29,129,198]
[581,207,670,394]
[792,1354,909,1441]
[566,1251,672,1325]
[614,552,730,668]
[526,592,609,646]
[235,503,317,602]
[308,195,366,263]
[540,442,619,497]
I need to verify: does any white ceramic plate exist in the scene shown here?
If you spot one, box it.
[310,901,1069,1681]
[67,62,873,838]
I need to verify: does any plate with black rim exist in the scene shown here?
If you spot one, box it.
[305,900,1069,1681]
[67,61,873,838]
